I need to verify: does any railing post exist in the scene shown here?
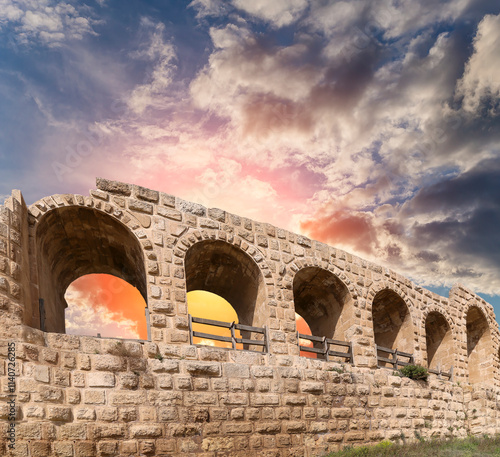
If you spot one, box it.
[264,326,270,353]
[323,337,328,362]
[394,348,399,369]
[230,322,236,350]
[145,307,151,342]
[188,314,193,345]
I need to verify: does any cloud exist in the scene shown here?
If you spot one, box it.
[65,286,141,339]
[301,209,379,255]
[456,13,500,113]
[231,0,308,27]
[302,157,500,294]
[90,3,500,299]
[188,0,228,19]
[5,0,500,301]
[0,0,99,46]
[126,19,177,114]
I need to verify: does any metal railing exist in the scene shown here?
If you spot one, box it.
[188,315,269,352]
[376,345,414,368]
[297,333,353,363]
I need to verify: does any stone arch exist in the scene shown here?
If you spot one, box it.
[424,309,454,371]
[370,285,414,354]
[292,266,354,342]
[28,195,152,335]
[466,305,494,385]
[181,235,269,330]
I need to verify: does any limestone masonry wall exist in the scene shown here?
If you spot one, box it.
[1,178,500,457]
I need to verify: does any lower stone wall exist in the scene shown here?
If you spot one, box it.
[1,328,500,457]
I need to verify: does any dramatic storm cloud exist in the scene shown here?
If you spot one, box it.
[1,0,500,308]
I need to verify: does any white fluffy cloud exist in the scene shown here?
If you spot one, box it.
[188,0,228,19]
[456,13,500,113]
[0,0,98,46]
[127,20,177,114]
[231,0,308,27]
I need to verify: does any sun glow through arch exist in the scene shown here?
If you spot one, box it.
[296,312,316,358]
[187,290,243,348]
[64,274,148,340]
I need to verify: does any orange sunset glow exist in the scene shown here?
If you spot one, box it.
[65,276,315,352]
[296,313,316,358]
[65,274,148,340]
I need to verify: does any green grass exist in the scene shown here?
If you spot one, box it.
[324,436,500,457]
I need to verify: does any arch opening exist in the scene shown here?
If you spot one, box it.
[184,240,267,349]
[372,289,413,354]
[35,206,148,334]
[425,311,453,371]
[65,274,148,339]
[466,306,493,385]
[292,267,353,342]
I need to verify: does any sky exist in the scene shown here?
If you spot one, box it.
[1,0,500,327]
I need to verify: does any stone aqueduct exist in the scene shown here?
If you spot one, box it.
[1,178,500,457]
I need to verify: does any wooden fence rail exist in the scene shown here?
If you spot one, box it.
[428,365,454,380]
[187,318,452,377]
[188,315,269,352]
[297,333,354,364]
[376,345,414,368]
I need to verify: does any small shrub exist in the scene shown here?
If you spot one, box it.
[375,440,393,449]
[154,353,164,361]
[399,364,428,381]
[414,431,425,442]
[329,364,346,374]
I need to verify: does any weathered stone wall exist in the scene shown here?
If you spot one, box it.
[1,178,500,457]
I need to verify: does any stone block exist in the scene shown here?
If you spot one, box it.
[92,354,126,372]
[87,372,115,387]
[129,199,153,214]
[84,390,106,404]
[34,365,50,383]
[184,392,218,406]
[251,366,274,378]
[301,381,324,393]
[185,361,221,376]
[224,363,250,378]
[94,424,125,438]
[96,178,131,195]
[47,406,72,421]
[53,442,74,457]
[157,206,182,220]
[110,391,147,405]
[75,407,96,420]
[136,185,159,202]
[58,424,87,440]
[130,424,163,438]
[176,199,206,216]
[251,394,280,406]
